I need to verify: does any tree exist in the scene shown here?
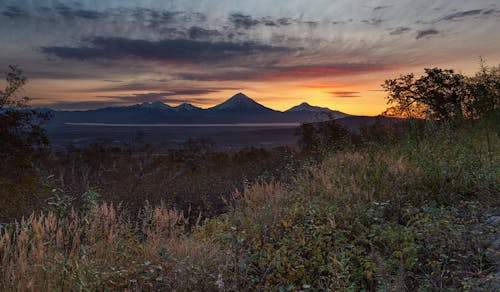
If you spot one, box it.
[297,120,356,158]
[0,66,51,220]
[0,65,50,154]
[465,61,500,119]
[0,65,29,108]
[382,68,468,120]
[382,63,499,121]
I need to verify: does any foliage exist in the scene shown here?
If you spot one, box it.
[382,62,499,121]
[297,120,359,158]
[0,66,29,109]
[0,119,498,290]
[0,66,51,220]
[383,67,468,119]
[1,141,301,221]
[465,61,500,119]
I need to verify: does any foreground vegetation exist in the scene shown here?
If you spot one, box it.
[1,118,498,290]
[1,62,498,290]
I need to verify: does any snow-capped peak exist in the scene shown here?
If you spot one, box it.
[139,101,171,109]
[286,102,332,112]
[174,103,201,111]
[210,93,272,111]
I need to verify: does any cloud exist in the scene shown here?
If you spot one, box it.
[91,81,241,93]
[44,95,219,110]
[98,92,174,103]
[96,90,220,104]
[373,5,393,11]
[95,82,161,92]
[42,101,124,110]
[259,17,293,27]
[328,91,361,98]
[53,3,104,20]
[301,21,319,27]
[133,9,180,29]
[277,17,293,26]
[482,9,500,15]
[362,18,384,25]
[188,27,221,39]
[6,4,203,32]
[2,5,29,18]
[41,86,229,109]
[178,63,391,81]
[165,89,220,96]
[25,68,106,80]
[440,9,483,21]
[389,27,411,35]
[41,37,293,63]
[415,29,439,39]
[229,13,260,29]
[90,81,160,92]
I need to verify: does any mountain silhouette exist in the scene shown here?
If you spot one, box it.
[209,93,275,112]
[286,102,332,113]
[138,101,172,110]
[173,103,203,112]
[44,93,349,124]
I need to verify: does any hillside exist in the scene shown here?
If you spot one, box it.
[1,118,498,291]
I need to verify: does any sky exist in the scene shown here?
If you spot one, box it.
[0,0,499,115]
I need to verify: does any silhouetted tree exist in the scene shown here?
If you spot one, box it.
[383,62,499,121]
[382,68,468,120]
[0,66,51,220]
[465,60,500,119]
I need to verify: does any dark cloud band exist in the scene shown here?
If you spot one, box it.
[41,37,293,63]
[178,63,390,81]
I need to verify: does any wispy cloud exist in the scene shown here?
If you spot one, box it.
[53,2,105,20]
[390,27,411,35]
[373,5,393,11]
[440,9,483,21]
[229,13,260,29]
[362,18,384,25]
[96,91,220,104]
[328,91,362,98]
[41,100,126,110]
[188,27,221,39]
[43,90,221,110]
[415,28,439,39]
[178,63,392,81]
[2,5,29,18]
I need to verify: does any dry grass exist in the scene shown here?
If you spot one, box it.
[0,203,222,291]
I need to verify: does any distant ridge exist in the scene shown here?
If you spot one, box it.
[42,93,351,124]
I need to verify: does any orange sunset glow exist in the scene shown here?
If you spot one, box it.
[2,0,499,115]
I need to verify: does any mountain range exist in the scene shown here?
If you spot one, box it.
[46,93,349,124]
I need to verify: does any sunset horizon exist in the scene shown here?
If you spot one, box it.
[1,0,499,116]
